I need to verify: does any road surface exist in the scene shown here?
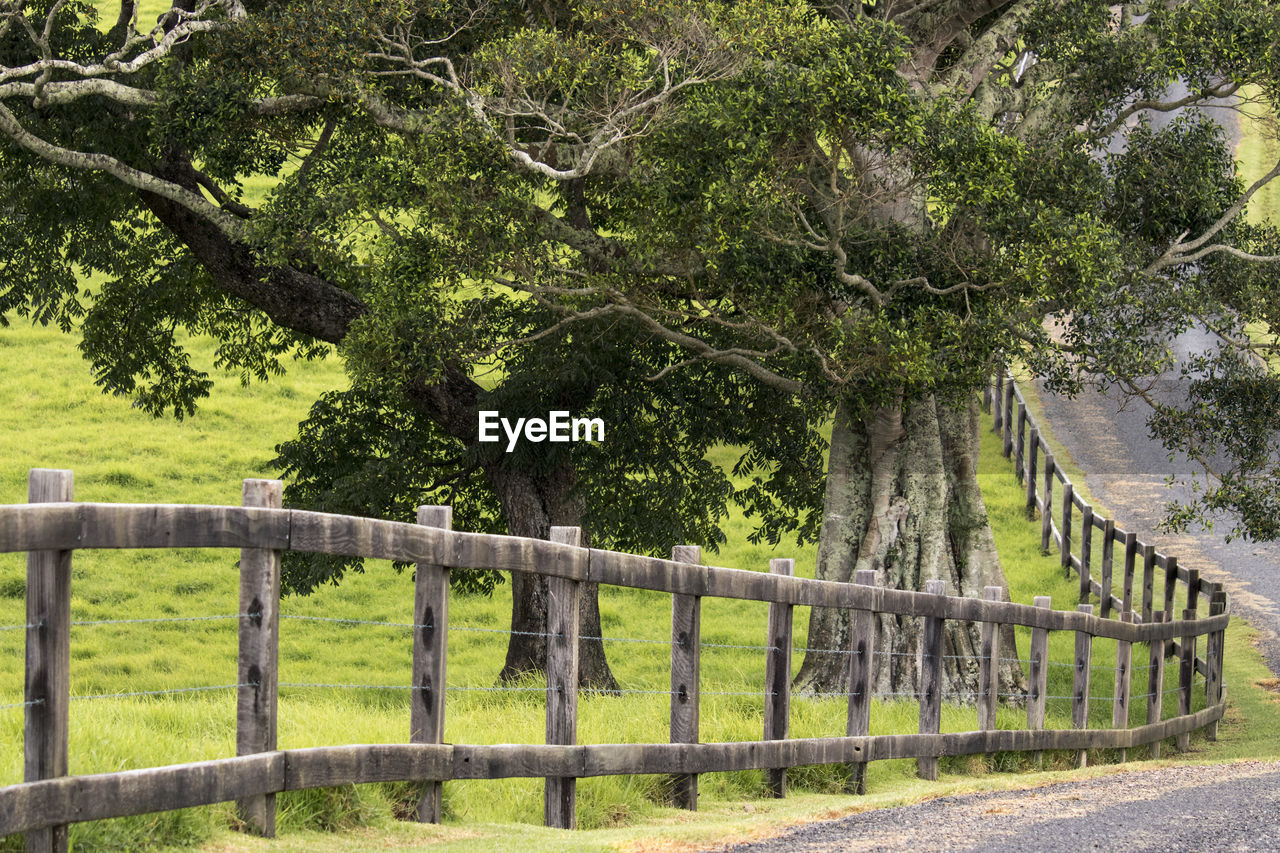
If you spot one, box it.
[1034,329,1280,675]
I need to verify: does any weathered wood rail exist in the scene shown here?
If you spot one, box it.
[0,458,1229,850]
[989,370,1227,693]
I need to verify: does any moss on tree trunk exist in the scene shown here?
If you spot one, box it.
[794,393,1026,701]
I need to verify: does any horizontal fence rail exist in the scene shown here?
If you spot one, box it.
[0,705,1227,838]
[0,503,1225,643]
[0,439,1230,849]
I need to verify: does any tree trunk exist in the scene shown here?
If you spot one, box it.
[794,393,1025,702]
[486,459,618,691]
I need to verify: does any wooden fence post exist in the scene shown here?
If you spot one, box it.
[1026,428,1040,518]
[237,479,282,837]
[1176,608,1195,753]
[670,545,702,810]
[1099,518,1114,614]
[983,372,993,414]
[1179,568,1200,664]
[978,587,1003,731]
[1116,527,1136,614]
[992,369,1004,432]
[1113,612,1133,762]
[846,569,876,795]
[1111,524,1128,614]
[1060,482,1073,576]
[1141,543,1155,623]
[1206,587,1226,740]
[412,506,451,824]
[1072,603,1092,769]
[1002,382,1015,458]
[1095,522,1116,614]
[545,526,582,828]
[763,558,794,799]
[1080,503,1094,605]
[24,468,73,853]
[1147,612,1166,759]
[1041,454,1055,553]
[1028,596,1051,769]
[917,580,946,781]
[1014,404,1027,485]
[1163,556,1179,623]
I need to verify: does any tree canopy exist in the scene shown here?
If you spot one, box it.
[1,0,1279,689]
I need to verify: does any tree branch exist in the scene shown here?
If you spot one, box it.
[0,101,246,236]
[1148,157,1280,272]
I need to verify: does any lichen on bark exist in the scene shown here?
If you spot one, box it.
[794,392,1026,701]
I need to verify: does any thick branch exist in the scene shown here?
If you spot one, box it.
[141,190,364,344]
[1094,81,1241,139]
[905,0,1017,86]
[0,101,246,236]
[0,17,222,84]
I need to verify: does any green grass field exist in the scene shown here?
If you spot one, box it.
[1239,88,1280,225]
[1,316,1278,853]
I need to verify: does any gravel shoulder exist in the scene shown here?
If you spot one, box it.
[703,761,1280,852]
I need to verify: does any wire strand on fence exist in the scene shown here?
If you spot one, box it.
[1131,688,1185,700]
[802,690,907,699]
[70,684,253,701]
[702,641,779,651]
[451,625,551,638]
[280,682,419,691]
[0,623,35,631]
[0,698,42,710]
[586,635,675,647]
[282,615,429,629]
[71,615,246,627]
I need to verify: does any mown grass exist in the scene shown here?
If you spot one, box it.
[1238,87,1280,225]
[2,316,1278,853]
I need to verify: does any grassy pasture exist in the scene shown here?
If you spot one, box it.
[1238,89,1280,225]
[0,316,1276,853]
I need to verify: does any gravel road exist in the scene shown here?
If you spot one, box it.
[1035,329,1280,676]
[705,762,1280,852]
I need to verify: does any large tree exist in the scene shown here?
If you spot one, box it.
[0,0,823,688]
[1,0,1277,700]
[320,0,1277,696]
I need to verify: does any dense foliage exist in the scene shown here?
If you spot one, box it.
[0,0,1278,574]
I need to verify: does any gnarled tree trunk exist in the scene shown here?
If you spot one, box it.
[487,459,618,690]
[793,393,1025,701]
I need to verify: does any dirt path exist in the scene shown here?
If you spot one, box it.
[704,762,1280,852]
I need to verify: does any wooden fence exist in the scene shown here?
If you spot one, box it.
[987,369,1227,738]
[0,425,1229,849]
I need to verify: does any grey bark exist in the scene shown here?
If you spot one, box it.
[794,393,1026,700]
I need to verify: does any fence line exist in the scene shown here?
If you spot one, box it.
[989,369,1221,647]
[0,438,1228,848]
